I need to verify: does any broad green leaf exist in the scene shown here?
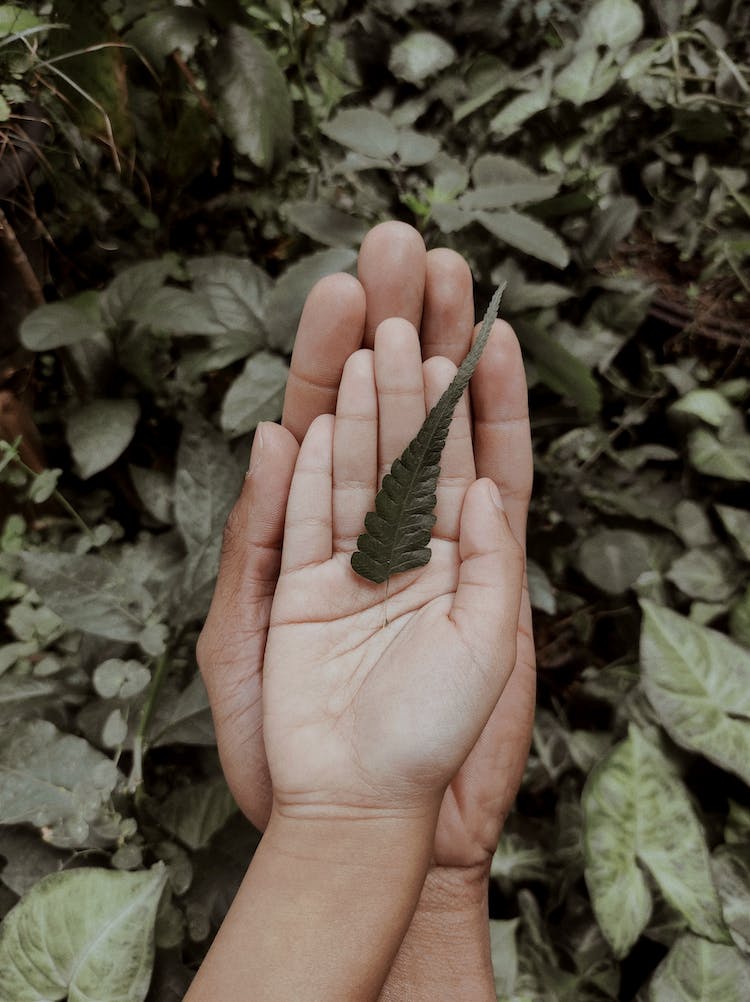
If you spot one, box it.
[102,708,128,748]
[666,548,735,601]
[0,720,118,844]
[460,177,561,211]
[583,725,727,958]
[729,585,750,647]
[151,674,215,747]
[725,801,750,844]
[477,210,570,268]
[490,918,519,996]
[712,844,750,953]
[173,416,243,618]
[554,320,625,375]
[186,255,269,342]
[26,468,61,504]
[499,258,572,312]
[0,677,57,725]
[321,108,399,159]
[582,0,644,50]
[0,5,42,35]
[283,200,368,247]
[516,320,601,418]
[640,601,750,785]
[93,659,151,700]
[20,292,103,351]
[388,31,456,85]
[648,934,750,1002]
[0,828,65,896]
[581,197,640,265]
[716,505,750,561]
[490,66,553,137]
[211,25,292,170]
[65,398,140,479]
[129,287,226,335]
[177,331,260,381]
[351,285,505,583]
[674,499,716,548]
[688,428,750,482]
[265,248,358,353]
[173,416,241,557]
[394,129,441,166]
[20,551,154,645]
[578,529,652,594]
[670,389,736,427]
[125,8,208,71]
[554,49,619,105]
[129,466,174,524]
[155,778,236,850]
[527,559,556,614]
[472,153,543,186]
[0,864,166,1002]
[220,351,289,437]
[429,152,469,195]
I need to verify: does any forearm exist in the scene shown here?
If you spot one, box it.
[185,808,438,1001]
[379,865,496,1002]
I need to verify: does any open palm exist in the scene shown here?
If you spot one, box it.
[197,223,535,873]
[261,329,523,818]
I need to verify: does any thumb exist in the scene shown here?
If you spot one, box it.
[202,421,299,631]
[450,479,525,693]
[196,421,298,829]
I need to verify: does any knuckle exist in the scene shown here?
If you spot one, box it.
[220,501,245,562]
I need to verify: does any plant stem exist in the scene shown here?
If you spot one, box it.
[0,205,44,306]
[10,452,96,539]
[128,650,170,791]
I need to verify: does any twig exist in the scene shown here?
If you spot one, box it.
[648,299,750,347]
[128,650,170,792]
[0,205,44,306]
[172,51,214,117]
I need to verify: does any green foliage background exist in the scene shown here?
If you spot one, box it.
[1,0,749,998]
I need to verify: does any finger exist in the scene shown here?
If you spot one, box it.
[374,318,426,482]
[422,356,475,543]
[471,321,533,546]
[421,249,475,365]
[333,350,378,554]
[282,273,366,444]
[468,589,536,818]
[280,413,335,574]
[436,589,536,859]
[196,421,299,830]
[450,480,524,689]
[358,222,427,348]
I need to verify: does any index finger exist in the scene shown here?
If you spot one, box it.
[281,272,366,443]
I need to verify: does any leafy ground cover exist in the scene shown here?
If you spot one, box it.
[0,0,749,998]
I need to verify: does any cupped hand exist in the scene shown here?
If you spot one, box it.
[259,327,523,818]
[197,222,536,866]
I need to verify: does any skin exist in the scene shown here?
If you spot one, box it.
[196,222,536,997]
[188,300,525,1000]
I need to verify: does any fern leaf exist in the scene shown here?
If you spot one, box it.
[351,283,507,584]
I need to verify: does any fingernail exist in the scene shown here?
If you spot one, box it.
[489,480,504,511]
[246,424,264,478]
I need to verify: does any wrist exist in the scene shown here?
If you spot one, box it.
[379,864,495,1002]
[187,802,441,1001]
[265,800,440,872]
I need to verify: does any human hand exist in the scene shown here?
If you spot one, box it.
[254,318,524,820]
[197,221,535,859]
